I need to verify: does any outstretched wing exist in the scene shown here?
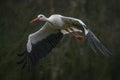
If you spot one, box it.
[17,23,63,70]
[61,16,111,56]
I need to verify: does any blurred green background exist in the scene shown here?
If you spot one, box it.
[0,0,120,80]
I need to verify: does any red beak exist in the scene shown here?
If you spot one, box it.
[30,17,40,23]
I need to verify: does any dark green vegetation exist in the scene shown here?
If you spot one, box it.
[0,0,120,80]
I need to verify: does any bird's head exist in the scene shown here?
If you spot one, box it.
[30,14,47,23]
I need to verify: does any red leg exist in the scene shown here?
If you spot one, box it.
[73,33,84,41]
[65,28,84,41]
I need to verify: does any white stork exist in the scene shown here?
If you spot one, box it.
[18,14,111,69]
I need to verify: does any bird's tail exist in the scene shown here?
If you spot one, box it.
[86,30,111,56]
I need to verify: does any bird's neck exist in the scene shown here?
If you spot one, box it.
[45,18,54,25]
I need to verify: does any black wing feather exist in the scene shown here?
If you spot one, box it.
[86,30,111,56]
[61,16,111,56]
[17,32,63,69]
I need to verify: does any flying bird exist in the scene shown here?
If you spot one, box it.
[17,14,111,69]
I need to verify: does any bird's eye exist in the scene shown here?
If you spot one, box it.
[40,16,43,18]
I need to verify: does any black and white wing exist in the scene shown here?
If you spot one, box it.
[17,23,63,69]
[61,16,111,56]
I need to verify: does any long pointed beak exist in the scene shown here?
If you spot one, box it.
[30,17,40,23]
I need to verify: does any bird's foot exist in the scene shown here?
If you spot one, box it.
[65,28,84,41]
[74,34,84,41]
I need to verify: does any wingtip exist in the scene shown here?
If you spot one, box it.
[86,31,112,56]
